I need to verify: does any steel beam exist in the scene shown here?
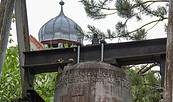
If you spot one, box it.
[23,63,67,74]
[160,55,165,87]
[11,90,45,102]
[23,38,166,74]
[15,0,32,98]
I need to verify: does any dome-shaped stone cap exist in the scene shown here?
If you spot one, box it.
[55,61,133,102]
[38,1,83,45]
[65,61,128,75]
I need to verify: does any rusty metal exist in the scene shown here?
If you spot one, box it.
[164,0,173,101]
[11,90,45,102]
[11,98,27,102]
[10,0,168,100]
[15,0,31,98]
[160,55,165,87]
[54,61,132,102]
[24,38,166,67]
[92,33,99,44]
[22,38,166,102]
[26,90,45,102]
[23,63,67,75]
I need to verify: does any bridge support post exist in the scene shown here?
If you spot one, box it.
[160,55,166,87]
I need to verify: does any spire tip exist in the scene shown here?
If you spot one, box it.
[59,0,64,5]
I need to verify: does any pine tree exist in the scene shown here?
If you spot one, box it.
[78,0,167,101]
[79,0,168,41]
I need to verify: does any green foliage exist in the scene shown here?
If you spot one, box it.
[116,0,134,18]
[84,24,117,41]
[1,4,165,101]
[77,1,165,100]
[116,21,128,38]
[0,46,22,101]
[125,66,161,102]
[79,0,168,41]
[0,46,162,102]
[74,24,85,37]
[50,46,54,49]
[34,73,57,102]
[0,45,57,102]
[70,44,77,47]
[80,0,108,19]
[64,43,69,48]
[132,29,147,40]
[58,43,69,48]
[33,43,78,102]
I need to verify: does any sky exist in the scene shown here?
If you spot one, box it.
[9,0,167,46]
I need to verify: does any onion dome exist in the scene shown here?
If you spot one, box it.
[38,0,83,47]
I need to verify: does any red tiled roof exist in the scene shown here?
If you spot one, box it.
[29,35,45,50]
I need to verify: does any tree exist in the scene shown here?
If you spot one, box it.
[0,0,166,101]
[0,45,161,101]
[124,65,162,101]
[0,45,22,101]
[0,0,14,81]
[0,42,71,102]
[79,0,168,41]
[78,0,166,101]
[34,73,57,102]
[164,0,173,101]
[0,44,57,102]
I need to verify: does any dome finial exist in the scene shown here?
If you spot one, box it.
[59,0,64,5]
[59,0,64,14]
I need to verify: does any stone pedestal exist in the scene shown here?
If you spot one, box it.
[54,61,132,102]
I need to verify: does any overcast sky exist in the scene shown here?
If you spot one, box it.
[9,0,167,46]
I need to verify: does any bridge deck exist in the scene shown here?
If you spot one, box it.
[23,38,166,74]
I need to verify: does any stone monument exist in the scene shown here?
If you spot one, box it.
[54,61,132,102]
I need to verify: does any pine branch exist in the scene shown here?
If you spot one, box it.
[101,7,117,10]
[123,17,132,26]
[80,0,117,19]
[137,64,149,74]
[140,2,166,19]
[143,0,169,4]
[74,24,85,36]
[98,0,117,10]
[84,18,167,40]
[143,83,160,87]
[128,2,154,22]
[146,21,159,32]
[128,19,165,34]
[138,63,158,74]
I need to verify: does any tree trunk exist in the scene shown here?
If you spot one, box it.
[0,0,14,81]
[164,0,173,101]
[0,0,7,31]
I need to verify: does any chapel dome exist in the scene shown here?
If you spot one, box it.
[38,1,83,46]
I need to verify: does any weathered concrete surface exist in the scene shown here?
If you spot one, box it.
[54,61,132,102]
